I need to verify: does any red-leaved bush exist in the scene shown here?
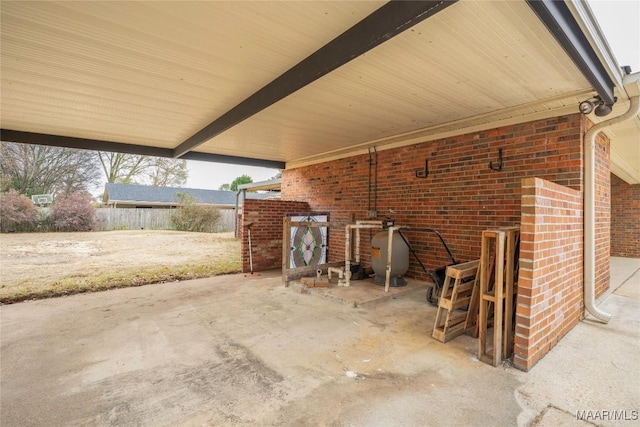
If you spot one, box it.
[0,190,38,232]
[52,192,96,232]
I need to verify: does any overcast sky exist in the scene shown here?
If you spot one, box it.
[185,0,640,191]
[186,160,279,190]
[587,0,640,71]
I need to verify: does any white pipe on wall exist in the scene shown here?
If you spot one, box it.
[344,221,383,287]
[583,93,640,323]
[384,227,394,292]
[355,226,361,264]
[345,225,352,287]
[327,267,344,282]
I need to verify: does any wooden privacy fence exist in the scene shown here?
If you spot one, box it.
[94,208,236,232]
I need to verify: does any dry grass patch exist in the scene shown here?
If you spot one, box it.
[0,230,241,303]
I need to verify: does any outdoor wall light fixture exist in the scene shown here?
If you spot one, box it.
[578,95,616,117]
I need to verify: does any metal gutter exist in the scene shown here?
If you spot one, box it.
[564,0,625,90]
[238,178,282,192]
[526,0,616,106]
[565,0,639,184]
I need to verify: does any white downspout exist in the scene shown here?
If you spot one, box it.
[583,88,640,323]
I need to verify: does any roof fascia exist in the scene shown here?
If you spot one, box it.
[238,178,282,192]
[1,129,285,169]
[526,0,615,105]
[564,0,626,93]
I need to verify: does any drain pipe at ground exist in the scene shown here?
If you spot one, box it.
[584,89,640,323]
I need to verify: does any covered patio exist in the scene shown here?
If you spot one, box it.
[1,0,638,381]
[1,258,637,425]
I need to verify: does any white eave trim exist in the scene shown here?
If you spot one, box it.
[566,0,626,95]
[287,92,588,170]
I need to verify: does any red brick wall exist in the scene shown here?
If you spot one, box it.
[514,177,583,371]
[283,115,585,279]
[241,199,310,272]
[279,114,612,370]
[611,173,640,257]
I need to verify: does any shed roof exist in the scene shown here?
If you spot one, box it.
[103,183,274,207]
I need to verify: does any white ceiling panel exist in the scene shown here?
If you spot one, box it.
[1,0,637,181]
[197,1,591,161]
[1,1,384,146]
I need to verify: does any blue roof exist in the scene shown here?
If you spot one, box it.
[103,183,274,206]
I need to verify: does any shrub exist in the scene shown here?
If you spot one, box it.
[52,192,96,231]
[171,194,221,232]
[0,190,38,232]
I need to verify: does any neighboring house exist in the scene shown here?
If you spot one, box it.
[102,183,277,209]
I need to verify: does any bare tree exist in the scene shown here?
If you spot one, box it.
[98,152,187,187]
[269,171,283,180]
[148,157,187,187]
[0,142,100,196]
[98,152,149,184]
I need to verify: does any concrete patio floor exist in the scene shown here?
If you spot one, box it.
[1,257,638,426]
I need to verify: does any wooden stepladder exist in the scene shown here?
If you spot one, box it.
[478,227,519,366]
[432,260,480,343]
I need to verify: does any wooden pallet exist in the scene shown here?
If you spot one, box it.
[465,252,494,339]
[432,260,480,343]
[478,227,519,366]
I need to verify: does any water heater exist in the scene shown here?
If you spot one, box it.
[370,231,409,287]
